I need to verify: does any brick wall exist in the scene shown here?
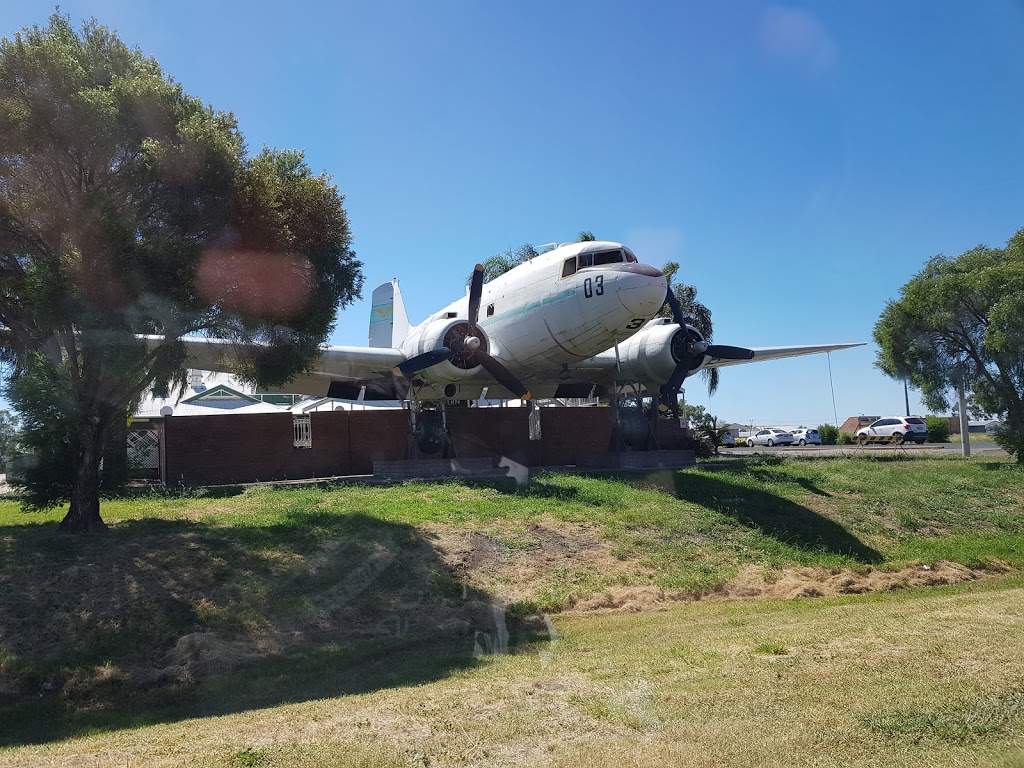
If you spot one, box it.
[163,406,667,486]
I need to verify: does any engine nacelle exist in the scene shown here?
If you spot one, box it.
[616,319,705,385]
[400,316,485,383]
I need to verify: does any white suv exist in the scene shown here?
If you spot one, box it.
[856,417,928,445]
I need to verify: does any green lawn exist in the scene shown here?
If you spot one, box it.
[1,454,1022,756]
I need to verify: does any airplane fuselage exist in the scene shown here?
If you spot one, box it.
[400,241,667,385]
[166,238,863,404]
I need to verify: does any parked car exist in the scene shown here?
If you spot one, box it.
[746,428,794,447]
[790,428,821,446]
[721,431,736,447]
[855,417,928,445]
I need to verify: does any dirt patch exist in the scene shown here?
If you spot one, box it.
[429,520,650,602]
[561,560,1017,613]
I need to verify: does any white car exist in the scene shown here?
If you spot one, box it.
[721,431,736,447]
[856,417,928,445]
[790,428,822,446]
[746,428,794,447]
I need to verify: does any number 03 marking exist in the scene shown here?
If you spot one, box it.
[583,275,604,298]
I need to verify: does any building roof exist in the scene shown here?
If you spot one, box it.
[135,371,290,419]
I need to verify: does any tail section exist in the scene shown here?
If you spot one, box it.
[368,279,411,348]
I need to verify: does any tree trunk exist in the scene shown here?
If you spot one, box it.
[59,420,107,533]
[102,413,129,492]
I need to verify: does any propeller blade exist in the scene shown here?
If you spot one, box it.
[705,344,755,360]
[658,362,691,412]
[468,263,484,331]
[665,287,686,327]
[393,348,454,378]
[477,352,531,400]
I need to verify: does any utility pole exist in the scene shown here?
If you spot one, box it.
[904,379,910,418]
[957,362,971,457]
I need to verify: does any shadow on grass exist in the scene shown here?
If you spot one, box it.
[669,467,882,564]
[0,512,541,747]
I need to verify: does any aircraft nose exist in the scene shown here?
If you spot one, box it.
[615,265,668,316]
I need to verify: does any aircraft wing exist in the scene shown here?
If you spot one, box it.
[703,342,865,368]
[148,335,408,399]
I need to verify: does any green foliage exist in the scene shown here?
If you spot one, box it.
[577,231,596,242]
[874,229,1024,462]
[475,243,538,284]
[0,15,361,526]
[232,748,269,767]
[681,405,730,454]
[837,432,854,445]
[924,416,949,442]
[816,424,839,445]
[754,641,788,655]
[659,262,718,395]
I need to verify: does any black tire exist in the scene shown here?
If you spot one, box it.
[746,439,754,447]
[892,432,905,445]
[767,439,774,447]
[799,439,806,446]
[857,434,868,446]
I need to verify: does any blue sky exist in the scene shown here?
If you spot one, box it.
[6,1,1024,427]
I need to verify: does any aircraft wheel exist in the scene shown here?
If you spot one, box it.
[415,410,446,454]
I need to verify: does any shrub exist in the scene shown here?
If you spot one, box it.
[817,424,839,445]
[837,432,854,445]
[924,416,950,442]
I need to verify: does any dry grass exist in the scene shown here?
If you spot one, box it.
[2,579,1022,767]
[2,456,1023,763]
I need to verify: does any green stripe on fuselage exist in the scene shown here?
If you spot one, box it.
[478,288,577,328]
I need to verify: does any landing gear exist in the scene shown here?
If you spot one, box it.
[406,400,455,458]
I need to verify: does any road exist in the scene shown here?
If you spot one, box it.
[721,441,1005,458]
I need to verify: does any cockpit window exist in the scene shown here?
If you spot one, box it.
[623,248,637,263]
[561,257,577,277]
[578,249,624,269]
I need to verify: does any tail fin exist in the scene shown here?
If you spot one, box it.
[368,279,411,348]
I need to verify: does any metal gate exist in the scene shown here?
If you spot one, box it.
[127,429,160,469]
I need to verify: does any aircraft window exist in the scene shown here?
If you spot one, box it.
[623,248,637,263]
[487,304,494,317]
[580,250,624,268]
[562,258,577,277]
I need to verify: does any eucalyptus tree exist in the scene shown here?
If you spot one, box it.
[0,15,362,530]
[875,230,1024,462]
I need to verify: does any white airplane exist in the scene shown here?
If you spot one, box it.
[172,240,862,411]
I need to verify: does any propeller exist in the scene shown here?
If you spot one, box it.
[393,348,455,378]
[393,263,532,401]
[659,288,754,411]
